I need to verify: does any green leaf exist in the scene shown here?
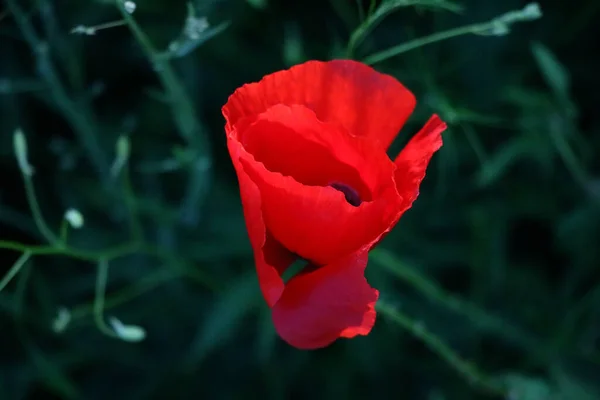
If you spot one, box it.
[184,272,261,366]
[531,41,570,99]
[476,136,533,187]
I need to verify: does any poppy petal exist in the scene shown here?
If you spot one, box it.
[223,60,416,150]
[235,105,403,265]
[271,250,378,349]
[237,104,393,200]
[394,114,447,210]
[227,137,296,306]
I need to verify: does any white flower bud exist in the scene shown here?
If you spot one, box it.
[13,129,34,176]
[64,208,84,229]
[124,1,136,14]
[109,317,146,342]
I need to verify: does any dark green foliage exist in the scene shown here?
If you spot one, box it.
[0,0,598,399]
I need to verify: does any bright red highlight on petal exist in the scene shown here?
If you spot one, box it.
[222,59,447,349]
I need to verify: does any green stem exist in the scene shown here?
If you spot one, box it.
[116,1,212,224]
[122,164,144,242]
[70,269,180,321]
[368,0,377,16]
[93,258,117,338]
[115,2,202,148]
[6,0,110,183]
[529,284,600,367]
[13,261,81,399]
[362,3,541,65]
[0,251,32,293]
[547,117,596,201]
[377,301,505,396]
[0,239,219,292]
[371,249,540,351]
[140,245,221,291]
[36,0,83,90]
[59,219,69,244]
[347,0,421,58]
[23,174,60,246]
[363,21,495,65]
[0,240,140,262]
[0,79,45,94]
[355,0,365,23]
[347,0,464,58]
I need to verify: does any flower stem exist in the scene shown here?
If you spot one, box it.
[22,173,61,247]
[362,22,493,65]
[0,252,32,293]
[371,249,540,351]
[70,269,179,321]
[116,0,212,225]
[347,0,463,58]
[5,0,110,183]
[93,258,118,338]
[362,3,542,65]
[376,301,505,396]
[114,1,209,146]
[0,239,140,261]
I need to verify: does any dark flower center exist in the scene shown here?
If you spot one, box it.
[328,182,362,207]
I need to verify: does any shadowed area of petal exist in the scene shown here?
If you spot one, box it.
[226,137,296,307]
[222,60,416,150]
[394,114,447,210]
[240,156,386,265]
[271,250,378,349]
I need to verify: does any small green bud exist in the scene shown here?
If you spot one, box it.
[110,135,131,177]
[52,307,71,333]
[13,129,34,176]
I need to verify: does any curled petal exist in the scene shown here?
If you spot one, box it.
[235,105,402,265]
[394,114,447,210]
[236,104,394,199]
[272,250,378,349]
[223,60,416,150]
[227,138,295,306]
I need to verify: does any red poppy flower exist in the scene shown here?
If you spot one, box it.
[222,60,446,349]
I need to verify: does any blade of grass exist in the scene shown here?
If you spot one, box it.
[371,248,540,351]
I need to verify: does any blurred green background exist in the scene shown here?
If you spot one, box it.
[1,0,599,399]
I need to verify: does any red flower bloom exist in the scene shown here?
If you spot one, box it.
[222,60,446,349]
